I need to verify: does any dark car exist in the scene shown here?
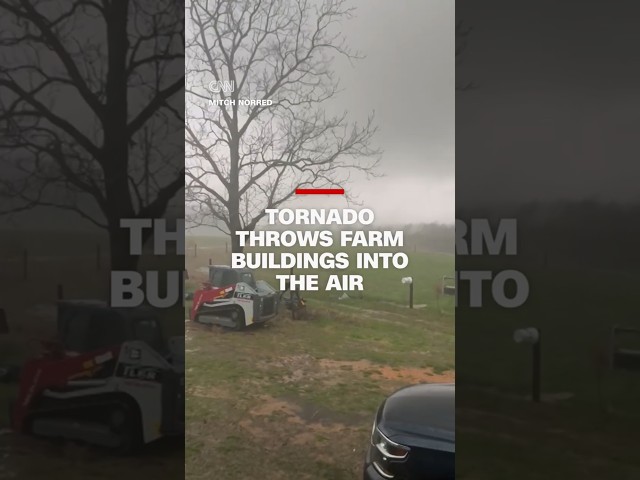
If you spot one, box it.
[363,383,454,480]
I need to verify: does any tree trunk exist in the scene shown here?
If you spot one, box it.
[228,135,244,254]
[230,228,244,254]
[104,1,135,271]
[109,223,139,271]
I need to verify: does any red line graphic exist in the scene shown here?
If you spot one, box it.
[295,188,344,195]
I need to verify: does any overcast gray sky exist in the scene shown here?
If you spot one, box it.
[457,0,640,208]
[282,0,454,226]
[3,0,454,232]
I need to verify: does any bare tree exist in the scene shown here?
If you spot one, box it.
[0,0,184,270]
[186,0,379,253]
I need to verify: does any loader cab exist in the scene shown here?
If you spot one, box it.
[209,266,257,290]
[56,301,168,356]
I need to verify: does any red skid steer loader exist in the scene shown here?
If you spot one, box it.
[7,300,184,453]
[190,265,280,329]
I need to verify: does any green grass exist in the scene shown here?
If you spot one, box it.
[186,235,456,313]
[456,261,640,408]
[185,235,455,479]
[454,256,640,478]
[456,387,640,479]
[185,236,640,479]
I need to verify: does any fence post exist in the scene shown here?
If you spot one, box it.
[532,332,542,403]
[409,282,414,309]
[0,309,8,334]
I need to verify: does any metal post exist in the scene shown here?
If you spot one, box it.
[532,331,541,402]
[179,270,185,308]
[0,308,8,334]
[409,283,414,309]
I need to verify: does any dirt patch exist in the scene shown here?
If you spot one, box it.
[257,355,454,389]
[188,386,232,400]
[257,354,327,384]
[376,365,454,383]
[239,395,360,449]
[290,422,351,446]
[250,395,304,422]
[318,359,372,372]
[318,358,455,384]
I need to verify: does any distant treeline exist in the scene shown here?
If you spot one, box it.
[390,223,454,255]
[252,221,455,254]
[458,200,640,272]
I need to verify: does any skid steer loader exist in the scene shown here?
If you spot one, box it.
[190,265,279,329]
[8,300,184,453]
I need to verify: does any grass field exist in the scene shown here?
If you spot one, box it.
[185,234,455,311]
[455,256,640,478]
[183,234,640,479]
[456,257,640,407]
[6,229,637,478]
[184,235,455,479]
[0,229,184,479]
[456,388,640,479]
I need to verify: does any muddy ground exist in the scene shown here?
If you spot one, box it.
[185,305,454,479]
[183,237,455,479]
[0,432,183,480]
